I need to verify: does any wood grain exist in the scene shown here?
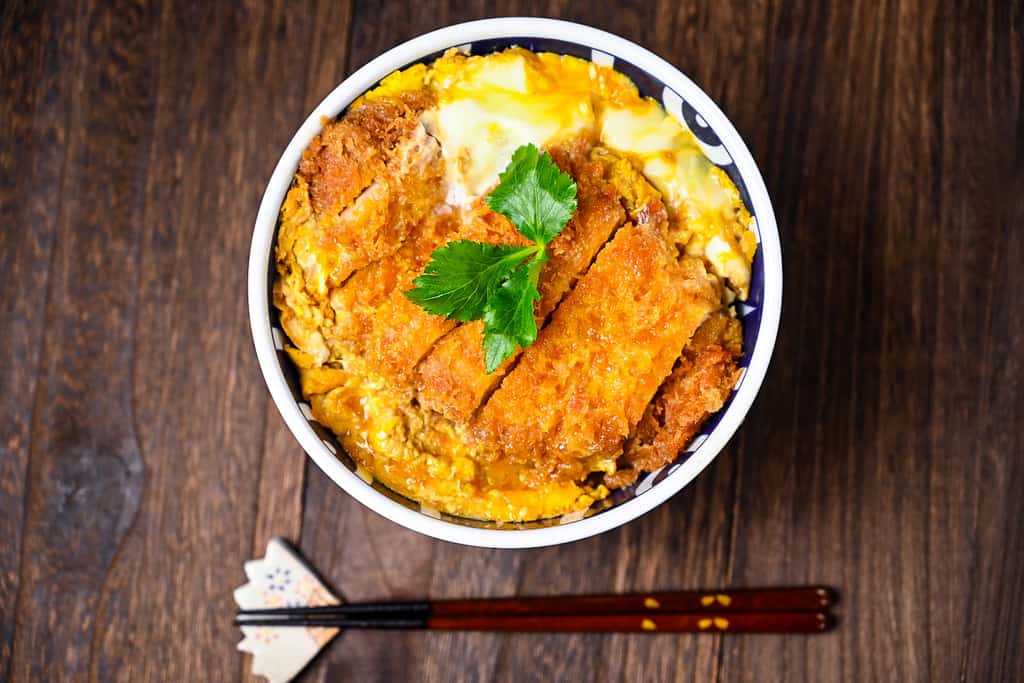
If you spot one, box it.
[83,3,341,681]
[9,1,154,680]
[0,0,1021,681]
[0,1,80,678]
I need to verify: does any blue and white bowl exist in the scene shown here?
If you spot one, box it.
[248,17,782,548]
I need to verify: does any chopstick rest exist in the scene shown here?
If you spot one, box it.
[234,538,341,683]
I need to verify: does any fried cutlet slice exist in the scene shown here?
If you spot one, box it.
[326,211,456,383]
[275,98,443,364]
[414,144,630,422]
[327,206,527,386]
[536,143,630,314]
[472,222,722,473]
[604,311,743,489]
[295,93,443,289]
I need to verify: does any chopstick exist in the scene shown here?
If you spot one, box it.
[235,611,832,633]
[235,587,836,634]
[237,586,833,618]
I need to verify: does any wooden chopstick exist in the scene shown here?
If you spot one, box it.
[235,587,837,633]
[236,586,834,621]
[235,610,832,633]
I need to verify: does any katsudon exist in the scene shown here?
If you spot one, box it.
[273,47,757,522]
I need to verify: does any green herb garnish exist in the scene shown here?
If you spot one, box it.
[403,144,578,372]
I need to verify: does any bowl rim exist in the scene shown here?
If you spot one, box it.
[248,17,782,549]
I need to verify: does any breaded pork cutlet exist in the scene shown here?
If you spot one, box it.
[296,92,441,289]
[605,311,743,489]
[472,220,722,482]
[414,139,628,421]
[328,206,528,386]
[274,94,444,364]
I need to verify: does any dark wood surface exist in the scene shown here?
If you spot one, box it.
[1,1,1021,681]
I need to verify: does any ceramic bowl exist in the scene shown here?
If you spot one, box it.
[248,17,781,548]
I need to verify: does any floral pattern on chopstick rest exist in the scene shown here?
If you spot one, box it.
[234,538,340,683]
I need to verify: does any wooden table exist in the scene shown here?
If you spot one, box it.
[2,1,1022,681]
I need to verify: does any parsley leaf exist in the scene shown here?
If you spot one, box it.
[404,241,538,321]
[482,257,544,373]
[403,143,578,372]
[486,144,578,245]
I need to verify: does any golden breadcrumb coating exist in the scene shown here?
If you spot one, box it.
[296,92,441,288]
[472,221,721,484]
[605,311,743,489]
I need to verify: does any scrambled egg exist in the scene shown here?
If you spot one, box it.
[273,48,756,521]
[361,48,757,297]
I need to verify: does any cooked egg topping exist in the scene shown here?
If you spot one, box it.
[358,48,757,297]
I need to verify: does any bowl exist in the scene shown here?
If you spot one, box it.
[248,17,781,548]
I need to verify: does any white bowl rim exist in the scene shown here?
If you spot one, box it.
[247,17,782,549]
